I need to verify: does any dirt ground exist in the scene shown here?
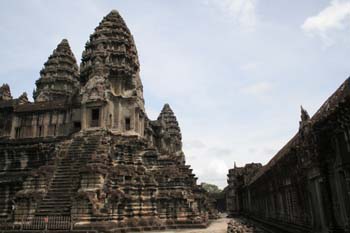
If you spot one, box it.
[146,217,230,233]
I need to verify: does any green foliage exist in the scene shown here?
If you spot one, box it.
[200,182,222,194]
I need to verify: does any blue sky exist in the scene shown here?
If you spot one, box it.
[1,0,350,188]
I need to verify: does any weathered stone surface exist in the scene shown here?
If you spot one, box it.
[33,39,79,102]
[0,9,214,232]
[227,219,264,233]
[226,78,350,232]
[226,163,261,217]
[0,84,12,101]
[156,104,185,164]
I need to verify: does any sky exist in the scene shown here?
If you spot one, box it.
[1,0,350,188]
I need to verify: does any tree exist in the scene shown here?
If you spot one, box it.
[200,182,222,194]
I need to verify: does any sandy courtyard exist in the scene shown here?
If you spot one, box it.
[140,218,230,233]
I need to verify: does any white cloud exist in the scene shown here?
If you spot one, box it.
[204,0,258,30]
[240,62,260,72]
[302,0,350,45]
[184,140,206,150]
[241,82,272,96]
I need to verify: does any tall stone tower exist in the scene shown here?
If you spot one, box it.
[0,84,12,101]
[33,39,79,102]
[80,10,145,135]
[158,104,185,164]
[0,10,214,231]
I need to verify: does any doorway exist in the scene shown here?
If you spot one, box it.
[90,108,100,127]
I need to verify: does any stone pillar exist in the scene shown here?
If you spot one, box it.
[10,116,18,139]
[111,102,117,130]
[43,113,49,137]
[32,115,38,138]
[81,106,87,130]
[132,108,136,132]
[140,116,144,136]
[117,102,122,132]
[344,169,350,231]
[100,105,106,128]
[135,110,139,133]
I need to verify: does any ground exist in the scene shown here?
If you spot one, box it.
[144,217,230,233]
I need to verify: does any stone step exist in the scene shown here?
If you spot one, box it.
[52,177,78,181]
[38,204,71,210]
[49,182,75,186]
[49,186,76,190]
[43,192,73,197]
[51,180,78,184]
[56,164,79,167]
[56,164,74,167]
[42,198,72,202]
[50,181,78,185]
[38,204,71,209]
[50,180,76,185]
[38,203,71,208]
[71,148,97,152]
[55,168,80,171]
[53,171,79,175]
[36,210,71,215]
[43,195,73,200]
[34,135,101,216]
[49,183,76,187]
[51,177,78,181]
[51,179,77,183]
[58,163,77,167]
[48,187,75,191]
[37,203,71,208]
[54,171,77,175]
[53,174,79,177]
[39,199,72,205]
[35,212,71,216]
[39,203,71,208]
[43,192,73,196]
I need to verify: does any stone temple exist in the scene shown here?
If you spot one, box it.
[226,78,350,232]
[0,10,214,231]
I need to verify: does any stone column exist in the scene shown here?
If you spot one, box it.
[132,107,136,133]
[81,106,87,130]
[100,105,106,128]
[32,115,38,137]
[10,116,18,139]
[134,109,139,134]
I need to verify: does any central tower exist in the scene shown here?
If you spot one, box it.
[80,10,145,135]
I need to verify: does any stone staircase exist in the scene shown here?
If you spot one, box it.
[34,132,102,217]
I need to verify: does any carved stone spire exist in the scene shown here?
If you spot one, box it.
[34,39,79,102]
[0,84,12,100]
[158,103,184,164]
[158,104,182,141]
[80,10,143,104]
[18,92,28,105]
[300,105,310,121]
[299,105,310,129]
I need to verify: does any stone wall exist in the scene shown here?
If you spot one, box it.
[226,78,350,232]
[0,9,213,232]
[0,138,61,222]
[12,108,79,139]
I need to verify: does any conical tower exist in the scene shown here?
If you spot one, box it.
[299,105,310,129]
[158,104,182,142]
[0,84,12,101]
[79,10,145,134]
[34,39,79,102]
[158,104,184,164]
[80,10,143,102]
